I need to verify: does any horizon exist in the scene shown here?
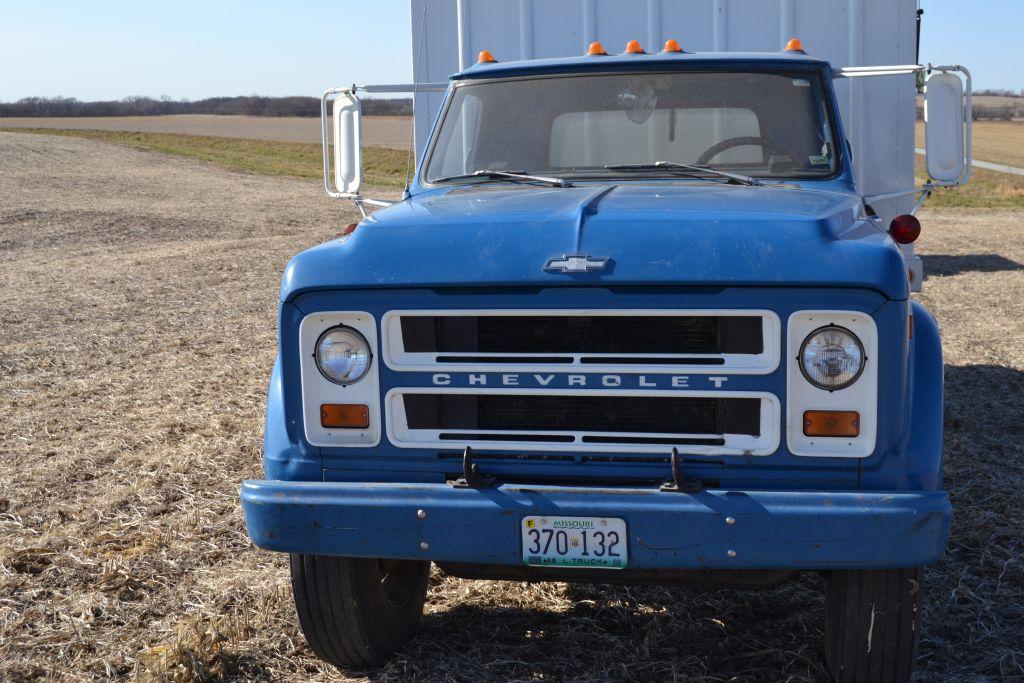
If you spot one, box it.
[0,0,1021,101]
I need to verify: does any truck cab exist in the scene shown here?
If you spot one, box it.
[242,38,969,682]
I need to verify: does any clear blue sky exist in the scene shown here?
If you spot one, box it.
[0,0,1019,102]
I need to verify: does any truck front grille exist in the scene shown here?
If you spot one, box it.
[381,308,781,455]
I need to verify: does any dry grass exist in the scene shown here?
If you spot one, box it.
[917,158,1024,209]
[5,124,1024,210]
[1,132,1023,681]
[0,128,411,189]
[0,115,414,149]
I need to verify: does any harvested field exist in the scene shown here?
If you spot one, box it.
[916,120,1024,170]
[1,132,1022,681]
[0,115,413,150]
[6,113,1024,171]
[0,128,412,189]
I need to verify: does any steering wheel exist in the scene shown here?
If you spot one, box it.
[695,136,793,166]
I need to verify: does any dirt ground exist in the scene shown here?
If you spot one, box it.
[0,115,413,150]
[1,132,1022,681]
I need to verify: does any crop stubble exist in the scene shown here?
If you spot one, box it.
[0,132,1022,681]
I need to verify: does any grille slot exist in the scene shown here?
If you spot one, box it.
[581,435,726,445]
[438,433,575,443]
[400,314,762,355]
[402,394,761,437]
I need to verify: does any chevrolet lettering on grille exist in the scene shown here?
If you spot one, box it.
[431,372,730,389]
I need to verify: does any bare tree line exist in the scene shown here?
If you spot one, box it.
[974,88,1024,98]
[0,95,413,118]
[5,92,1018,122]
[916,103,1023,122]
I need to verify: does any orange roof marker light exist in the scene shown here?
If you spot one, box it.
[625,40,645,54]
[587,41,608,56]
[662,38,684,53]
[477,50,497,64]
[784,37,805,53]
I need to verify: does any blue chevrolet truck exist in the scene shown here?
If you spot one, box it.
[242,35,972,681]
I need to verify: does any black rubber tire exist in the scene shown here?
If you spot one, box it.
[290,554,429,669]
[824,567,923,683]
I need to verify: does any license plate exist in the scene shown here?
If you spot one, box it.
[521,516,627,569]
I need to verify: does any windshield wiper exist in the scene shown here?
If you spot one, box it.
[604,161,760,186]
[431,169,574,188]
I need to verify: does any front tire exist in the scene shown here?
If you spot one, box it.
[824,567,923,682]
[290,554,429,669]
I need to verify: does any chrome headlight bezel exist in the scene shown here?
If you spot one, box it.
[798,325,866,391]
[314,325,373,385]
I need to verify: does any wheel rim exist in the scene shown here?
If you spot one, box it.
[377,559,420,607]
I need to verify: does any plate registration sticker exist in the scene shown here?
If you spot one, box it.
[521,516,627,569]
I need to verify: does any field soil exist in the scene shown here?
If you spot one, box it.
[0,115,413,149]
[1,132,1022,681]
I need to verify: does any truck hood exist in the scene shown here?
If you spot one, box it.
[281,183,908,301]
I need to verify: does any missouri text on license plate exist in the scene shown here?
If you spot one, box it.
[521,516,627,569]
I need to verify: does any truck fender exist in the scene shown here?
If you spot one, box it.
[904,302,944,490]
[263,357,321,480]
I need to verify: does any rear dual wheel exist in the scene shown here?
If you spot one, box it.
[290,554,429,669]
[824,567,923,683]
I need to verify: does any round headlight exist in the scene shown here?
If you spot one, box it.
[315,326,372,385]
[799,326,865,391]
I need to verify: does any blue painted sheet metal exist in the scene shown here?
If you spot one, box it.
[901,302,945,491]
[241,480,951,569]
[263,355,320,481]
[280,184,908,302]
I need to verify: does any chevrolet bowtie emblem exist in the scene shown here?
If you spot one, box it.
[543,254,610,273]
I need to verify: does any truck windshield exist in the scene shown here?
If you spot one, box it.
[424,70,839,183]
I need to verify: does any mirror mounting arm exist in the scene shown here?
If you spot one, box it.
[321,83,447,216]
[837,63,972,200]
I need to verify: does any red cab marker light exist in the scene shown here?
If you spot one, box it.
[889,214,921,244]
[662,39,684,53]
[785,37,805,52]
[340,222,358,237]
[587,41,608,56]
[477,50,497,64]
[625,40,645,54]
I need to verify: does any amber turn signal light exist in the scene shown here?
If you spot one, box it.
[803,411,860,437]
[662,38,683,53]
[321,403,370,429]
[785,37,805,52]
